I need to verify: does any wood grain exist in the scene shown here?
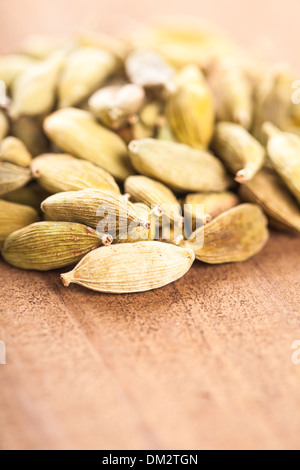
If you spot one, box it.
[1,0,300,450]
[1,232,300,450]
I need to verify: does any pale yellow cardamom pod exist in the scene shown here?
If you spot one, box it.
[58,47,118,108]
[166,65,215,149]
[264,122,300,204]
[128,138,231,192]
[212,122,266,183]
[10,51,65,118]
[125,175,182,225]
[0,162,32,196]
[61,241,195,293]
[182,204,269,264]
[252,69,292,143]
[44,107,133,181]
[0,199,39,244]
[0,137,32,167]
[31,154,120,194]
[239,169,300,234]
[2,221,111,271]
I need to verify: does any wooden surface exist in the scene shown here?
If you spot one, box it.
[1,233,300,450]
[1,0,300,451]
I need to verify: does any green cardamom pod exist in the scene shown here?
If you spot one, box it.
[2,221,112,271]
[182,204,269,264]
[129,138,231,192]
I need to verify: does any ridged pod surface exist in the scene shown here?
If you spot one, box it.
[41,189,147,234]
[1,221,109,271]
[61,241,195,293]
[129,138,231,193]
[239,170,300,233]
[31,154,120,194]
[166,65,215,149]
[264,123,300,204]
[125,175,182,224]
[182,204,269,264]
[44,108,133,181]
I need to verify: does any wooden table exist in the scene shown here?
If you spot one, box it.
[1,232,300,450]
[1,0,300,451]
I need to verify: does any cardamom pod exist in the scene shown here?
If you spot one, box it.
[31,154,120,194]
[0,137,32,167]
[61,241,195,293]
[212,122,266,183]
[11,115,49,157]
[44,107,133,181]
[41,189,149,236]
[0,162,32,196]
[3,183,50,210]
[263,122,300,204]
[239,169,300,233]
[10,51,65,118]
[128,138,231,192]
[0,54,36,88]
[184,191,239,230]
[0,199,39,244]
[132,18,236,69]
[125,49,174,89]
[182,204,269,264]
[166,65,215,149]
[0,111,9,141]
[207,58,253,129]
[2,221,111,271]
[89,84,145,129]
[125,175,182,225]
[252,69,291,143]
[58,47,118,108]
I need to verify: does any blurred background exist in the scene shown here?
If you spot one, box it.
[0,0,299,71]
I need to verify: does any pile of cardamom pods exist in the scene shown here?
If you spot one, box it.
[0,20,299,293]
